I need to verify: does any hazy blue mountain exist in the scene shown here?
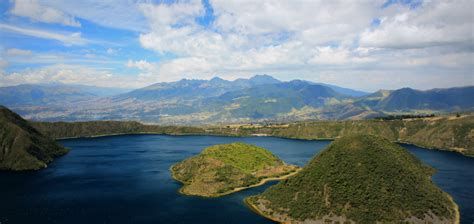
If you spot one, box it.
[233,74,281,86]
[375,86,474,111]
[0,84,97,106]
[111,74,282,102]
[69,84,131,97]
[0,84,130,107]
[202,80,349,119]
[314,83,369,97]
[3,76,473,124]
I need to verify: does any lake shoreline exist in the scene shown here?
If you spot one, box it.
[245,189,461,224]
[55,132,472,158]
[245,198,286,223]
[171,167,301,198]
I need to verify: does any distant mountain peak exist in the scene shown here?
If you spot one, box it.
[209,77,228,84]
[248,74,281,84]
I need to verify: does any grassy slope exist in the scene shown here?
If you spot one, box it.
[171,143,297,197]
[0,106,68,171]
[247,134,458,223]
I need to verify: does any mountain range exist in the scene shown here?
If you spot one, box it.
[0,75,472,124]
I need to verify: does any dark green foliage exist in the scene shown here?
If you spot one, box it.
[0,106,68,171]
[171,142,294,196]
[202,142,283,173]
[32,121,206,139]
[249,134,456,223]
[374,114,435,120]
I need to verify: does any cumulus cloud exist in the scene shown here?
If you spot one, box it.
[133,0,473,90]
[3,0,473,90]
[136,0,382,80]
[360,0,474,49]
[10,0,81,27]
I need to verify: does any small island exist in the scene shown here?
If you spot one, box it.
[246,134,459,223]
[170,142,299,197]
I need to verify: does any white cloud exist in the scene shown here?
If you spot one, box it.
[308,47,375,65]
[137,1,381,80]
[3,1,473,91]
[0,64,146,88]
[138,1,203,31]
[10,0,81,27]
[360,0,474,49]
[38,0,148,31]
[211,0,381,44]
[5,48,33,56]
[106,48,119,55]
[0,23,88,45]
[126,60,155,71]
[133,0,473,90]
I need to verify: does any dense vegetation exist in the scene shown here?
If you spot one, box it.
[201,143,284,173]
[171,143,297,197]
[374,114,435,120]
[247,134,458,223]
[32,121,205,139]
[0,106,68,171]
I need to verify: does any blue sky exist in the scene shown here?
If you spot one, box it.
[0,0,473,91]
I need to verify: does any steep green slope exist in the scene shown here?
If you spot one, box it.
[246,134,458,223]
[171,143,298,197]
[0,106,68,171]
[32,121,205,139]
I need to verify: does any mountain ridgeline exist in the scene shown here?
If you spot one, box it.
[2,75,472,124]
[0,106,68,171]
[30,113,474,157]
[246,134,459,223]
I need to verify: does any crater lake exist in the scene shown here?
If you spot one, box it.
[0,135,473,223]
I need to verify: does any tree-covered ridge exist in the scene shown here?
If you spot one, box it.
[210,114,474,157]
[171,143,298,197]
[0,106,68,171]
[247,134,458,223]
[32,120,206,139]
[31,113,474,157]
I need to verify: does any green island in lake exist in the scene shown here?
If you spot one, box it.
[170,142,299,197]
[246,134,459,224]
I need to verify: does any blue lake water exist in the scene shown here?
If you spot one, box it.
[0,134,472,224]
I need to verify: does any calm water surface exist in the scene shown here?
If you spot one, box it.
[0,135,472,223]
